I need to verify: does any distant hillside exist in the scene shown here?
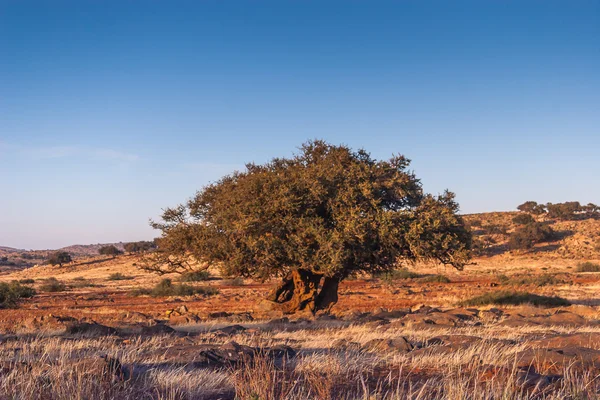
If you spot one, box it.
[58,242,126,257]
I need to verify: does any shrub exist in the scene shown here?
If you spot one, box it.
[0,281,36,308]
[39,278,67,292]
[123,241,157,253]
[517,201,547,215]
[69,279,100,288]
[378,268,422,283]
[179,270,210,282]
[421,274,451,283]
[512,214,535,226]
[460,291,570,307]
[107,273,133,281]
[508,222,554,250]
[135,279,219,297]
[546,202,582,220]
[18,279,35,284]
[223,277,245,286]
[576,262,600,272]
[98,245,122,257]
[486,224,508,235]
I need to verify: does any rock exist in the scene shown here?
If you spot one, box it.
[69,356,129,381]
[514,347,600,373]
[141,323,176,335]
[444,308,478,320]
[424,335,484,348]
[331,339,362,351]
[565,304,599,318]
[539,311,587,326]
[199,341,256,366]
[65,322,118,337]
[373,308,411,319]
[169,314,200,325]
[266,345,297,359]
[209,311,232,319]
[412,305,441,314]
[509,306,550,318]
[529,333,600,349]
[267,317,290,325]
[226,312,254,322]
[211,325,247,335]
[497,315,541,328]
[362,337,413,353]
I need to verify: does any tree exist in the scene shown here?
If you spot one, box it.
[546,202,582,220]
[98,245,122,257]
[145,141,472,313]
[47,251,72,267]
[517,201,546,215]
[512,214,535,226]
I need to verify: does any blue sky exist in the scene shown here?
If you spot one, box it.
[1,1,599,249]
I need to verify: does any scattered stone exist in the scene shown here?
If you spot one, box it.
[211,325,247,335]
[362,337,413,353]
[65,322,118,337]
[141,323,176,335]
[331,338,362,351]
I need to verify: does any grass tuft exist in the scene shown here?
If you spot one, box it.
[179,270,211,282]
[107,273,133,281]
[134,278,219,297]
[0,281,36,308]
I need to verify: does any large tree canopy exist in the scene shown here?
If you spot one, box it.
[146,141,472,313]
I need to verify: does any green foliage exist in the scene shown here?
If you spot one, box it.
[512,214,535,226]
[107,273,133,281]
[179,270,211,282]
[508,222,554,250]
[47,252,72,267]
[124,241,157,253]
[98,245,123,257]
[136,278,219,297]
[461,291,570,307]
[485,223,508,236]
[0,281,36,308]
[146,141,472,282]
[420,274,451,283]
[546,201,582,220]
[576,262,600,272]
[377,268,422,284]
[517,201,547,215]
[39,278,67,292]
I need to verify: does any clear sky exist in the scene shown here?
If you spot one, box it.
[1,1,599,249]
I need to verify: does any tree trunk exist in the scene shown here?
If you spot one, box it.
[265,270,342,314]
[315,276,341,313]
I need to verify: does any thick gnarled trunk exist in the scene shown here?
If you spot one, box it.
[266,270,341,314]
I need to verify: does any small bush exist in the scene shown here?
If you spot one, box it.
[421,274,451,283]
[508,222,554,250]
[512,214,535,226]
[0,281,36,308]
[460,291,570,307]
[179,270,210,282]
[576,262,600,272]
[18,279,35,284]
[223,277,245,286]
[378,269,422,284]
[39,278,67,292]
[107,273,133,281]
[69,279,101,288]
[135,279,219,297]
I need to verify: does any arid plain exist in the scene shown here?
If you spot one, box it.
[1,211,600,399]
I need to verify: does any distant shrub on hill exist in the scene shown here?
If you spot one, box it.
[123,241,157,253]
[508,222,554,250]
[512,214,535,226]
[98,245,123,257]
[576,262,600,272]
[0,281,36,308]
[517,201,547,215]
[18,279,35,284]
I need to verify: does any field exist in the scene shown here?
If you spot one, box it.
[1,212,600,399]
